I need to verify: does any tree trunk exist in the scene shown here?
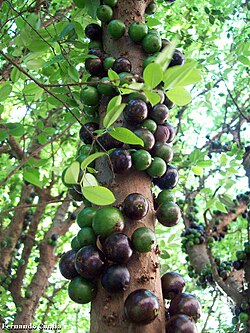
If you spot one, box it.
[90,1,165,332]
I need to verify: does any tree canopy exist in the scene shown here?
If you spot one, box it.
[0,0,249,332]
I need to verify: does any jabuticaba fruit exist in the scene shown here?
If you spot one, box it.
[123,99,148,125]
[132,227,156,253]
[110,149,132,174]
[68,276,97,304]
[165,122,176,143]
[124,289,160,325]
[102,233,133,264]
[79,122,99,144]
[168,293,202,322]
[169,49,185,67]
[85,23,102,41]
[153,164,179,190]
[156,202,181,227]
[101,264,130,293]
[148,103,169,125]
[59,250,78,280]
[74,245,105,280]
[88,48,106,60]
[98,132,123,150]
[69,185,84,201]
[154,125,170,143]
[165,314,197,333]
[92,207,125,237]
[164,94,174,109]
[77,227,96,247]
[77,207,97,228]
[161,272,185,299]
[112,57,132,73]
[152,142,173,163]
[96,5,113,23]
[133,128,155,151]
[85,57,103,76]
[123,193,149,220]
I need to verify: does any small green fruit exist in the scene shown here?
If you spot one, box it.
[97,5,113,22]
[108,20,126,39]
[142,34,162,54]
[128,22,148,42]
[132,227,156,253]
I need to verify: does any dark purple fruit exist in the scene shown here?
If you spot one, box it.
[101,264,130,293]
[98,132,123,150]
[103,233,133,264]
[74,245,105,280]
[169,49,185,67]
[88,48,106,60]
[165,314,197,333]
[124,289,160,325]
[85,57,103,76]
[85,23,102,41]
[154,125,170,143]
[164,95,174,109]
[156,202,181,227]
[133,128,155,151]
[79,122,99,144]
[59,250,78,280]
[161,272,185,299]
[112,57,132,73]
[148,104,169,125]
[123,193,149,220]
[161,38,171,50]
[169,293,202,322]
[124,99,148,125]
[165,122,176,143]
[153,164,179,190]
[69,185,84,201]
[110,149,132,174]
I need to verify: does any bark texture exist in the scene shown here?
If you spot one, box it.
[90,1,165,332]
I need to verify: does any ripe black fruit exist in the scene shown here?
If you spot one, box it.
[85,24,102,41]
[165,122,176,143]
[169,293,202,322]
[79,122,99,144]
[59,250,78,280]
[85,57,103,76]
[112,57,132,73]
[148,103,169,124]
[165,314,197,333]
[99,132,123,150]
[123,193,149,220]
[69,185,84,201]
[161,272,185,299]
[110,149,132,174]
[133,128,155,151]
[153,164,179,190]
[88,48,106,60]
[154,125,170,143]
[169,49,185,67]
[101,264,130,293]
[124,289,160,325]
[102,233,133,264]
[124,99,148,125]
[74,245,105,280]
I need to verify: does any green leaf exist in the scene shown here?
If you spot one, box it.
[218,194,234,207]
[103,103,126,128]
[23,83,43,96]
[82,186,115,206]
[27,37,50,52]
[164,62,201,90]
[0,129,9,141]
[23,168,42,188]
[6,123,24,137]
[68,66,79,82]
[143,63,163,89]
[0,83,12,102]
[155,38,177,71]
[189,149,203,163]
[191,166,203,175]
[196,160,213,167]
[144,91,161,106]
[64,162,80,184]
[215,201,227,213]
[220,154,228,166]
[81,173,99,187]
[85,0,100,18]
[238,55,250,66]
[109,127,144,146]
[81,152,106,170]
[60,24,75,39]
[108,69,120,86]
[37,133,47,144]
[206,198,215,209]
[107,95,122,113]
[11,67,21,82]
[166,87,192,106]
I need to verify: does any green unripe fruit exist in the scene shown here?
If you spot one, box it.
[152,142,173,163]
[77,227,96,247]
[128,22,148,42]
[80,87,99,106]
[145,1,158,15]
[68,276,97,304]
[108,20,126,39]
[128,92,148,103]
[103,0,118,7]
[71,236,81,251]
[77,207,97,228]
[92,207,125,237]
[141,119,157,133]
[156,190,176,205]
[103,57,115,71]
[132,149,152,171]
[239,312,249,323]
[97,77,116,96]
[146,157,166,178]
[143,34,162,54]
[97,5,113,22]
[143,55,157,69]
[156,202,181,227]
[132,227,156,253]
[88,40,103,50]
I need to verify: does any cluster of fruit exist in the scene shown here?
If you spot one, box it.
[162,272,201,332]
[181,222,206,248]
[233,302,250,327]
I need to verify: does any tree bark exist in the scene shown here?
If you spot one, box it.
[90,1,165,332]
